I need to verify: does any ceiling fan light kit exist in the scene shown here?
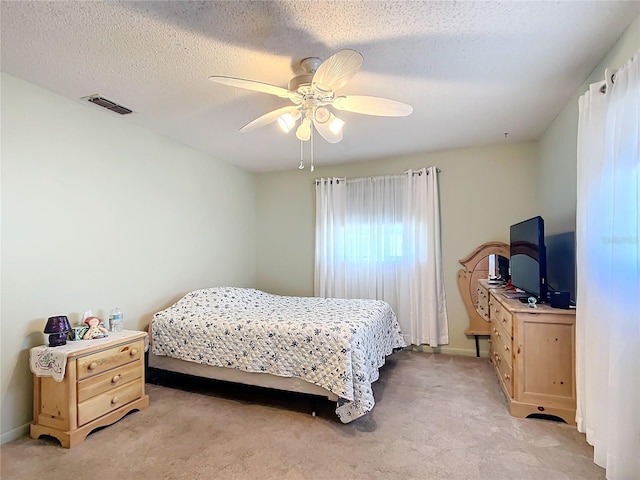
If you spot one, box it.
[277,112,299,133]
[296,117,312,141]
[208,49,413,170]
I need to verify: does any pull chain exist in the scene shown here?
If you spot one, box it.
[310,125,315,172]
[298,139,304,169]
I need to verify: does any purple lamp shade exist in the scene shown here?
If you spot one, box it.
[44,316,71,347]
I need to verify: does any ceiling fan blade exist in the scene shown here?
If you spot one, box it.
[332,95,413,116]
[208,76,293,99]
[239,106,300,133]
[312,49,363,93]
[313,118,343,144]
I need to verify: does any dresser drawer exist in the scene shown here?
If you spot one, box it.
[76,340,143,380]
[477,285,490,321]
[491,321,513,369]
[490,298,513,335]
[492,348,513,398]
[77,362,142,403]
[77,379,143,426]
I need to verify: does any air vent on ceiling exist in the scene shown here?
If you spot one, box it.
[83,95,133,115]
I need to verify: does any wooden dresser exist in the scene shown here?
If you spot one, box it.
[30,330,149,447]
[478,280,576,424]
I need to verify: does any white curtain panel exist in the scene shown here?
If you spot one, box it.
[314,177,347,298]
[398,167,449,346]
[576,51,639,480]
[314,167,448,347]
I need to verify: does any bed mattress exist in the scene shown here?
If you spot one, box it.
[151,287,406,422]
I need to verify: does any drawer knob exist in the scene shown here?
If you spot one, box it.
[504,373,510,381]
[111,374,121,384]
[504,345,510,352]
[88,362,98,370]
[111,396,119,405]
[130,349,138,357]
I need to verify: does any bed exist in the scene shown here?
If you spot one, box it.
[149,287,406,423]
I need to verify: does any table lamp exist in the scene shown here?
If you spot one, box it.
[44,316,72,347]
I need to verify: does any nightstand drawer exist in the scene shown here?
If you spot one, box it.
[77,362,142,403]
[77,340,143,380]
[78,379,143,426]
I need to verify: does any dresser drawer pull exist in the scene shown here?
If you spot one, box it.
[130,349,138,357]
[111,396,120,405]
[504,345,510,352]
[111,374,121,384]
[88,362,98,371]
[504,373,510,381]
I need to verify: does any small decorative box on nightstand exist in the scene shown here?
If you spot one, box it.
[30,330,149,448]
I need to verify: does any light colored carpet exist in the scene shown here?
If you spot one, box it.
[1,351,603,480]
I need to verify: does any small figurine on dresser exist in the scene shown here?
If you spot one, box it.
[82,316,109,339]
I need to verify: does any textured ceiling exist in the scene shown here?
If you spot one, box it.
[1,1,638,172]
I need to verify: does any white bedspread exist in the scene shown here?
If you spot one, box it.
[151,287,406,422]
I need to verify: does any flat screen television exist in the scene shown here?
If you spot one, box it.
[545,231,576,306]
[510,216,547,302]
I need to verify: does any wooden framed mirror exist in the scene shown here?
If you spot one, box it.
[457,241,509,355]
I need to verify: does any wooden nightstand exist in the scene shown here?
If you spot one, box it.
[30,330,149,448]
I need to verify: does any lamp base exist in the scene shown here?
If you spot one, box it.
[48,332,67,347]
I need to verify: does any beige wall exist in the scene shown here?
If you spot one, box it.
[538,16,640,234]
[0,74,257,442]
[256,143,539,357]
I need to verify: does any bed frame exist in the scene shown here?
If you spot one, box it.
[147,318,338,417]
[147,352,339,402]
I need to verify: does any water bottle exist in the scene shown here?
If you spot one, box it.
[109,307,123,332]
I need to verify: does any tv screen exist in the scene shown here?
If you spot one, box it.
[510,216,547,302]
[545,231,576,305]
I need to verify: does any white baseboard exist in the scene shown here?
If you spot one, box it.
[1,422,30,445]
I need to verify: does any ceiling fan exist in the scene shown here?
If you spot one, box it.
[208,49,413,145]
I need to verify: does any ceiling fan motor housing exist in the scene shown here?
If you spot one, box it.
[288,74,314,93]
[288,56,323,93]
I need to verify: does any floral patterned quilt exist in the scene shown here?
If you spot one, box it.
[151,287,406,422]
